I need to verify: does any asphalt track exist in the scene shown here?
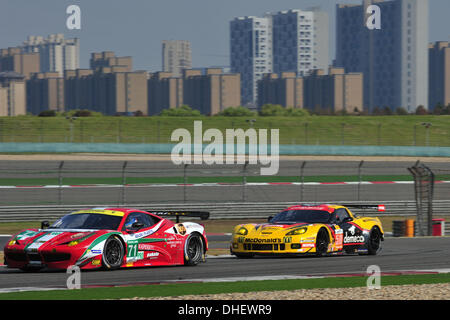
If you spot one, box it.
[1,237,450,291]
[1,158,450,292]
[0,159,449,204]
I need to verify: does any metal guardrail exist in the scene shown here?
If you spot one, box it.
[1,200,450,222]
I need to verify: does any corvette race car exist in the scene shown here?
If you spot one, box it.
[3,207,209,271]
[230,204,385,258]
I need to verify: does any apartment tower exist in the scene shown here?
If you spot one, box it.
[162,40,192,78]
[335,0,429,112]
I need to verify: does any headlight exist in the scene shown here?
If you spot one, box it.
[236,227,248,236]
[286,227,308,236]
[68,240,82,247]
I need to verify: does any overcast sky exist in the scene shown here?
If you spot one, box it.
[1,0,449,71]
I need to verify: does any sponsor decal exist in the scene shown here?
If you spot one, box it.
[244,238,282,244]
[283,237,292,243]
[138,243,155,251]
[344,235,365,243]
[176,224,187,236]
[146,252,160,258]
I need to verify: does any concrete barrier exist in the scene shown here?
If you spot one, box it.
[1,142,450,157]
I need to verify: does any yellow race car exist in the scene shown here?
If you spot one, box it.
[230,204,385,258]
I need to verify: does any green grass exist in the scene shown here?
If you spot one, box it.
[0,273,449,300]
[1,115,450,146]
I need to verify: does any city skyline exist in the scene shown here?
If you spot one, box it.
[1,0,449,72]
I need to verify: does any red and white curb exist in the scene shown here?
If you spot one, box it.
[0,180,449,189]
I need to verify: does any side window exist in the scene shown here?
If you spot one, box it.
[335,208,350,224]
[123,212,154,230]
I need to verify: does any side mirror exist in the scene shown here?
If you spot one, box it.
[342,217,353,223]
[41,221,50,229]
[267,216,273,222]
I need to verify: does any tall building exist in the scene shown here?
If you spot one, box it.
[257,72,304,109]
[230,9,329,106]
[22,34,80,76]
[162,40,192,77]
[335,0,429,112]
[0,72,26,116]
[230,15,273,106]
[0,48,40,79]
[64,53,148,115]
[183,68,241,115]
[27,72,65,114]
[303,67,364,114]
[272,9,329,77]
[90,51,133,72]
[148,72,184,115]
[429,42,450,110]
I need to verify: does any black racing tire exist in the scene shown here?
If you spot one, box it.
[367,227,382,255]
[102,235,125,270]
[315,228,329,257]
[184,233,205,266]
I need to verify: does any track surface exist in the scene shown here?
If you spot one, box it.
[1,237,450,290]
[0,159,449,204]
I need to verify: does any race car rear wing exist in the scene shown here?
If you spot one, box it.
[149,211,210,223]
[343,204,386,212]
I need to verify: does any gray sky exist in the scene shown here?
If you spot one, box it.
[1,0,449,71]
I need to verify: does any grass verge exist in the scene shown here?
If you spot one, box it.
[0,273,450,300]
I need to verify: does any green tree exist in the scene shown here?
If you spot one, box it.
[217,106,257,117]
[159,105,201,116]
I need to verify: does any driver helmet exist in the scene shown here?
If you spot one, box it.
[125,217,138,229]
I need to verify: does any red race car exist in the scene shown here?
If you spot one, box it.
[3,207,209,271]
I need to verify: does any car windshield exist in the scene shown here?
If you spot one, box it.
[270,210,331,224]
[49,213,122,230]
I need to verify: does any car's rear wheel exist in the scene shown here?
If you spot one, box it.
[102,235,124,270]
[184,233,204,266]
[367,227,382,255]
[315,229,329,256]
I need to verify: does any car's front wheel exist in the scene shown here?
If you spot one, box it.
[315,229,329,257]
[102,235,124,270]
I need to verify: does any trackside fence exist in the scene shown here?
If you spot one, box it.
[1,200,450,222]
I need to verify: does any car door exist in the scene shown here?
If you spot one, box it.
[335,208,365,248]
[122,212,170,266]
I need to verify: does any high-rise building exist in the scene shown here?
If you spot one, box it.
[303,67,364,114]
[230,9,329,106]
[429,42,450,110]
[64,53,148,115]
[0,48,40,79]
[272,9,329,77]
[335,0,429,112]
[148,72,184,115]
[162,40,192,78]
[0,71,26,116]
[257,72,304,109]
[183,68,241,115]
[27,72,65,114]
[22,34,80,76]
[230,15,273,106]
[90,51,133,72]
